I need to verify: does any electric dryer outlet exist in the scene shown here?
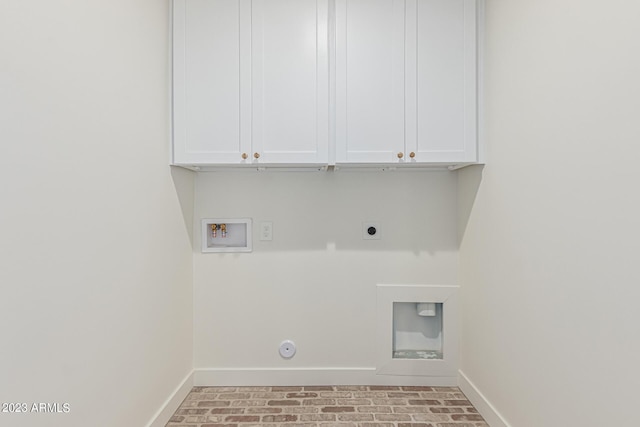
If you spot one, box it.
[362,222,381,240]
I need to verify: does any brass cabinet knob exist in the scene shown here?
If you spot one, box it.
[397,152,404,159]
[241,153,248,159]
[254,152,260,159]
[409,152,415,158]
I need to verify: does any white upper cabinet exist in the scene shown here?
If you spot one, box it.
[172,0,329,166]
[252,0,329,165]
[335,0,477,165]
[173,0,246,164]
[409,0,477,163]
[335,0,406,164]
[172,0,478,168]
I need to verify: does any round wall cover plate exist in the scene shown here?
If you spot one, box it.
[279,340,296,358]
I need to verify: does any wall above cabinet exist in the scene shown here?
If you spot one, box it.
[171,0,482,172]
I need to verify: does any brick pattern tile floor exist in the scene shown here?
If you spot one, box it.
[166,386,489,427]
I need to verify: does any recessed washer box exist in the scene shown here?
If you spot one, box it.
[201,218,252,253]
[376,284,459,380]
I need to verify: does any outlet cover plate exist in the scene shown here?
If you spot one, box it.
[260,221,273,241]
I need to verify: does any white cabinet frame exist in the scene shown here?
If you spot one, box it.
[173,0,329,167]
[334,0,478,166]
[172,0,480,169]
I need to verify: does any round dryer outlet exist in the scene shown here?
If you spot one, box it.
[279,340,296,359]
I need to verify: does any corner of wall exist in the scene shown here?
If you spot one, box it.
[146,370,195,427]
[458,370,510,427]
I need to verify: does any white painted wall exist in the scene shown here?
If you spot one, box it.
[0,1,193,426]
[193,171,458,378]
[459,1,640,426]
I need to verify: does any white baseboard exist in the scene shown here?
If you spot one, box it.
[146,370,194,427]
[458,370,511,427]
[194,367,457,387]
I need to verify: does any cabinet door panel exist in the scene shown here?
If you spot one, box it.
[408,0,476,162]
[336,0,405,163]
[173,0,249,164]
[252,0,329,164]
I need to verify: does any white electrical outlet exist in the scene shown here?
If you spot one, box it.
[260,221,273,241]
[363,222,381,240]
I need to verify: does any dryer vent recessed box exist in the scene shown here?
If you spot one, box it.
[201,218,252,253]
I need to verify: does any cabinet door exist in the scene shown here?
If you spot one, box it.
[251,0,329,165]
[172,0,251,165]
[335,0,406,164]
[405,0,477,163]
